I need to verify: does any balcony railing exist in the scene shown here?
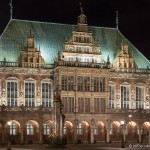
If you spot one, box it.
[107,108,150,114]
[0,105,52,112]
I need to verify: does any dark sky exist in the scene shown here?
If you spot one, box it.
[0,0,150,60]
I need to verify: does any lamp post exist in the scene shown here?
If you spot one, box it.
[7,121,12,150]
[120,120,125,148]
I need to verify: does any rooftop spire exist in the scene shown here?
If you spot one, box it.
[116,10,118,29]
[9,0,13,20]
[79,2,83,14]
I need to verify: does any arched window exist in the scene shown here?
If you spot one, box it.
[6,78,18,106]
[43,124,50,135]
[77,124,82,135]
[24,78,35,107]
[120,82,130,108]
[136,83,145,109]
[41,79,52,107]
[27,124,34,135]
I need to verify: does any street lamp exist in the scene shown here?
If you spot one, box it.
[7,121,12,150]
[120,120,125,148]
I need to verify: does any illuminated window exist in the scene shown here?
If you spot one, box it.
[109,85,115,108]
[93,125,98,135]
[10,123,17,135]
[63,124,67,134]
[77,124,82,135]
[7,80,18,106]
[27,124,34,135]
[25,82,35,107]
[136,86,144,109]
[43,124,50,135]
[121,85,130,108]
[42,83,51,107]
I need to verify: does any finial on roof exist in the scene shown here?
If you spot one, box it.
[9,0,13,20]
[30,29,32,37]
[116,10,118,29]
[79,2,83,14]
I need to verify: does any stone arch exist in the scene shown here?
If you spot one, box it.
[141,122,150,142]
[126,121,138,142]
[94,121,106,142]
[110,121,121,142]
[64,121,74,143]
[42,120,53,144]
[24,120,39,144]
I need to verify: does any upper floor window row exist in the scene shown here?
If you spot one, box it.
[73,35,91,43]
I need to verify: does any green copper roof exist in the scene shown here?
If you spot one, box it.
[0,19,149,69]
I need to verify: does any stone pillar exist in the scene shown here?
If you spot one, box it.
[20,126,24,144]
[90,126,94,144]
[106,128,110,143]
[138,128,142,143]
[39,127,43,144]
[73,125,77,144]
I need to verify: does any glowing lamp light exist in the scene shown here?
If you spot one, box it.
[7,121,12,126]
[120,120,125,125]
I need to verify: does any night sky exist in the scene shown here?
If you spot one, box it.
[0,0,150,60]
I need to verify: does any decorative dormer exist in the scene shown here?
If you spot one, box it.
[55,4,106,68]
[18,30,45,68]
[113,39,137,72]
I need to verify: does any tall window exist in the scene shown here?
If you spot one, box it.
[109,85,115,108]
[68,76,74,91]
[7,80,18,106]
[27,124,34,135]
[63,124,67,135]
[85,98,90,113]
[78,76,83,91]
[61,75,67,91]
[84,77,90,92]
[93,125,98,135]
[136,86,144,109]
[62,97,74,113]
[100,77,105,92]
[121,85,130,108]
[94,77,99,92]
[42,82,51,107]
[10,123,17,135]
[77,124,82,135]
[43,124,50,135]
[78,98,84,113]
[94,98,100,113]
[25,81,35,107]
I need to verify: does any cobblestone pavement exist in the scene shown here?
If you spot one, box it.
[0,143,150,150]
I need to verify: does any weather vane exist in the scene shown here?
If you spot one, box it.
[9,0,13,20]
[116,10,118,29]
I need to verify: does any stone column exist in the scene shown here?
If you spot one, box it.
[138,128,142,143]
[73,125,77,144]
[106,128,110,143]
[39,127,43,144]
[20,126,24,144]
[90,126,94,144]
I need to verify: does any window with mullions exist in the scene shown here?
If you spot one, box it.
[42,83,51,107]
[136,86,144,109]
[7,81,17,106]
[84,77,90,92]
[68,76,74,91]
[100,77,105,92]
[109,86,115,108]
[121,85,130,108]
[43,124,50,135]
[78,98,84,113]
[25,82,35,107]
[94,77,99,92]
[93,125,98,135]
[77,124,82,135]
[62,97,74,113]
[78,76,83,91]
[10,124,17,135]
[61,75,67,91]
[27,124,34,135]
